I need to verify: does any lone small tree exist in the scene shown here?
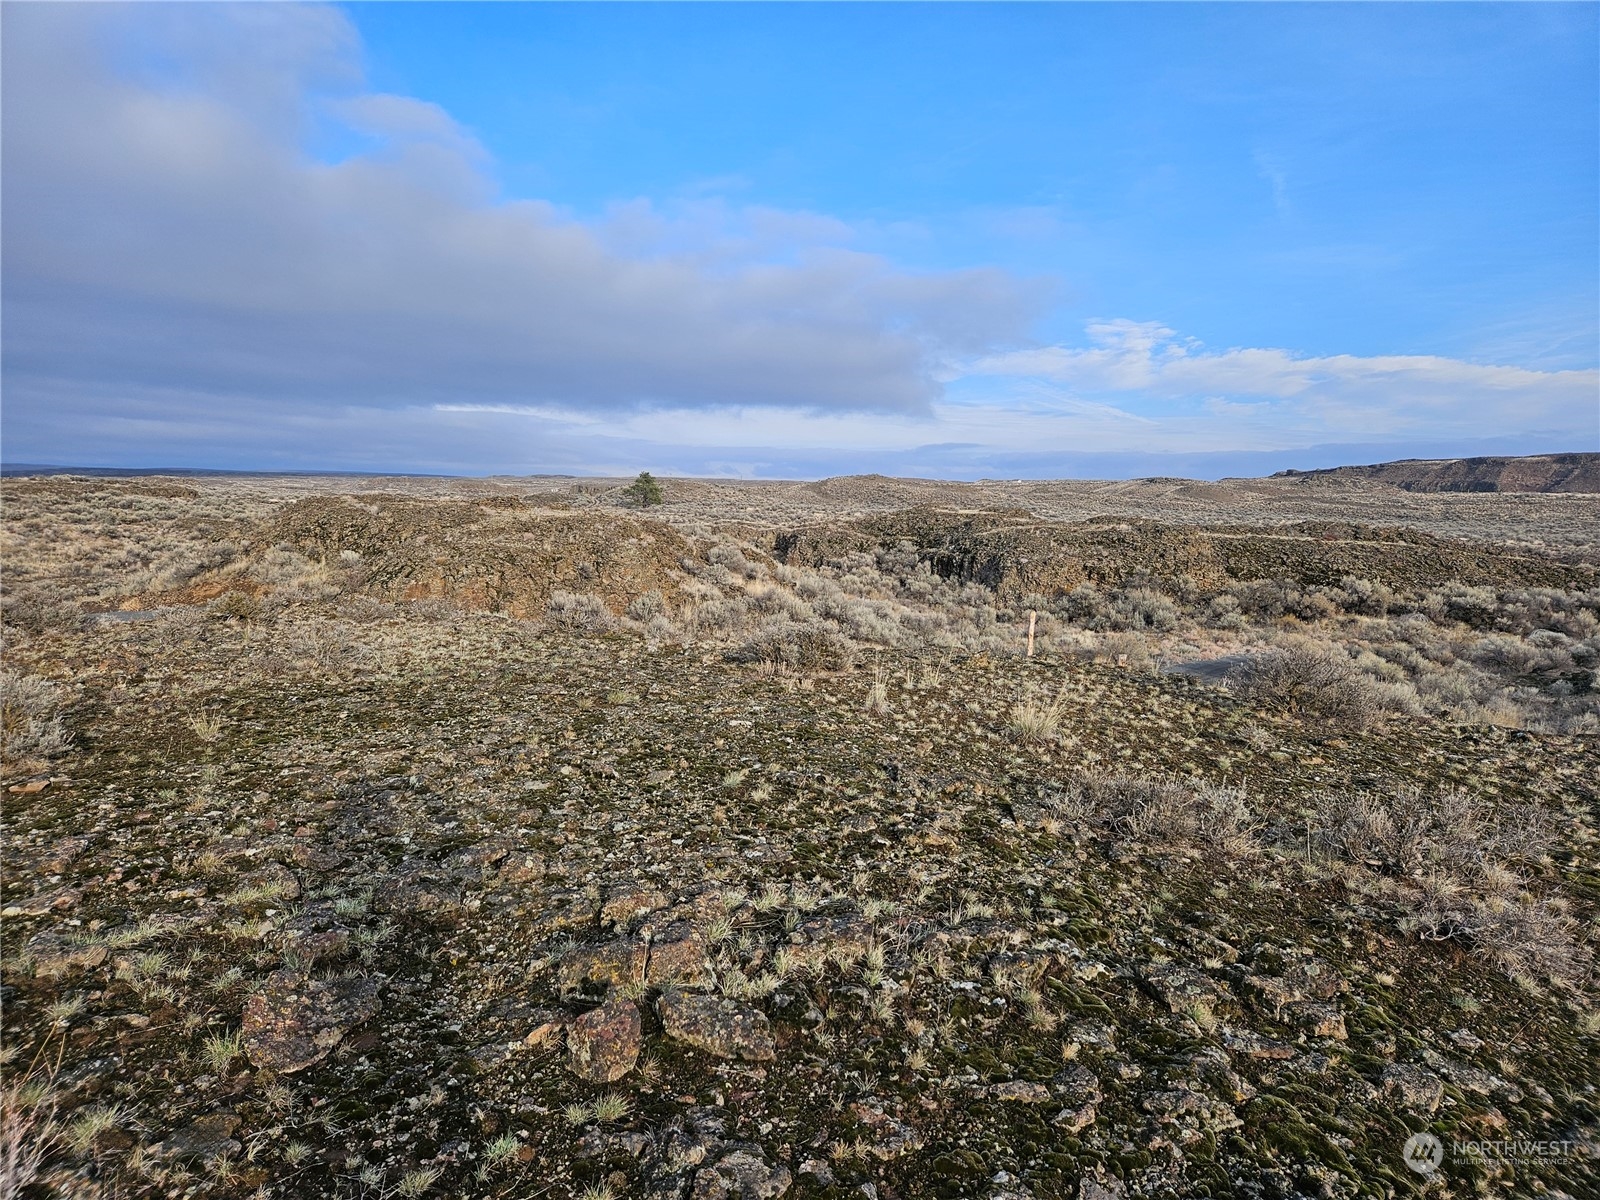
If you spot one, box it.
[622,471,663,507]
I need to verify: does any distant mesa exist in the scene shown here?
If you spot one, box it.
[1271,453,1599,494]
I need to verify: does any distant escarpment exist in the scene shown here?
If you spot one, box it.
[1273,452,1600,493]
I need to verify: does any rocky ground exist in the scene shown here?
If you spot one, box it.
[2,471,1597,1200]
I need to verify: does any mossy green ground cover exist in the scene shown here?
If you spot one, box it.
[4,607,1595,1198]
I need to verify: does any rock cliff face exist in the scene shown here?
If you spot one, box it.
[774,507,1597,600]
[1273,453,1600,493]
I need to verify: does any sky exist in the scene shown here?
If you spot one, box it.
[2,1,1596,479]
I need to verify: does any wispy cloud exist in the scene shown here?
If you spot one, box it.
[1254,149,1291,220]
[967,320,1597,444]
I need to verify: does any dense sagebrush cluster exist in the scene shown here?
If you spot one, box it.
[1043,774,1261,857]
[1228,647,1383,730]
[3,477,1596,732]
[1311,787,1587,986]
[0,670,71,769]
[563,522,1600,734]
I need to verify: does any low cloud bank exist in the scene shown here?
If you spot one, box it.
[2,3,1040,427]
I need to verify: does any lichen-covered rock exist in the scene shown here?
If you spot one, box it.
[1144,962,1228,1014]
[498,849,547,885]
[567,998,642,1083]
[290,841,345,871]
[1285,1000,1347,1040]
[1241,955,1347,1015]
[646,926,715,990]
[602,884,668,927]
[277,914,352,964]
[242,970,382,1074]
[1220,1026,1296,1060]
[1050,1064,1102,1132]
[690,1148,791,1199]
[558,940,648,994]
[445,840,508,877]
[1142,1086,1242,1133]
[1079,1175,1126,1200]
[530,890,601,934]
[658,993,775,1061]
[1068,1021,1117,1050]
[41,836,92,873]
[152,1113,241,1161]
[523,1009,568,1049]
[849,1100,924,1158]
[1429,1055,1522,1102]
[2,887,80,918]
[1380,1062,1445,1113]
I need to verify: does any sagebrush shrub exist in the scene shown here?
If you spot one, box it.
[1313,786,1585,985]
[0,590,80,635]
[625,591,667,622]
[1232,646,1383,729]
[0,670,71,764]
[1048,773,1259,854]
[547,591,614,632]
[727,619,854,673]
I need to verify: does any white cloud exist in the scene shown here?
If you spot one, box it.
[967,320,1598,442]
[1,2,1043,431]
[1254,149,1291,221]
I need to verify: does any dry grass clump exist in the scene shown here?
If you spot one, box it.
[1006,687,1068,743]
[863,665,892,716]
[1,1069,60,1197]
[0,670,71,769]
[1,1100,52,1197]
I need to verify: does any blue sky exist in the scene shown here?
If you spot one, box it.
[3,2,1596,477]
[348,3,1596,365]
